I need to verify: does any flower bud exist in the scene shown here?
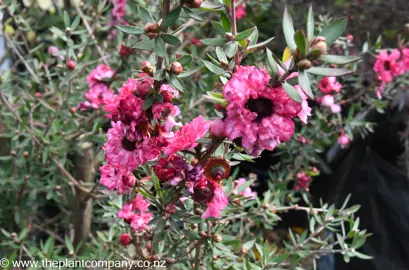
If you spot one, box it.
[119,43,133,58]
[212,234,222,242]
[191,0,203,8]
[23,151,29,158]
[144,22,160,39]
[309,36,327,56]
[66,60,76,70]
[338,133,350,147]
[240,246,248,255]
[141,61,153,75]
[199,231,208,238]
[210,119,225,137]
[70,107,77,114]
[119,233,132,246]
[169,62,183,75]
[296,59,312,70]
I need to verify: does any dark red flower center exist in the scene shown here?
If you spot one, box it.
[384,60,391,71]
[122,137,137,151]
[246,98,274,121]
[193,185,214,204]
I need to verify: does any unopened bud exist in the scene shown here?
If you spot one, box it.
[225,33,235,41]
[66,60,76,70]
[23,151,29,158]
[166,258,176,264]
[199,231,207,238]
[141,61,153,75]
[11,151,17,157]
[70,107,77,114]
[212,234,222,242]
[220,60,229,69]
[144,22,160,39]
[309,36,327,56]
[169,62,183,75]
[296,59,312,70]
[240,246,248,255]
[191,0,203,8]
[65,27,71,35]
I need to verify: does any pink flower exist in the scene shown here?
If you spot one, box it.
[373,49,403,83]
[152,102,180,120]
[164,116,210,156]
[103,121,160,171]
[117,195,153,232]
[376,81,387,99]
[338,133,350,147]
[112,0,127,23]
[330,104,341,113]
[296,86,311,124]
[165,203,176,215]
[160,84,179,100]
[84,83,114,109]
[321,95,335,107]
[347,34,354,41]
[233,178,256,199]
[295,172,310,191]
[193,179,228,219]
[48,46,59,55]
[235,0,246,20]
[318,77,342,94]
[87,65,115,87]
[210,119,225,137]
[99,163,136,194]
[153,155,188,185]
[119,233,132,246]
[223,66,303,156]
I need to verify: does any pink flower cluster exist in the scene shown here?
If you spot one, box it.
[112,0,127,24]
[295,172,311,191]
[235,0,246,20]
[117,195,153,232]
[374,48,409,98]
[317,77,342,113]
[222,65,311,156]
[79,65,115,110]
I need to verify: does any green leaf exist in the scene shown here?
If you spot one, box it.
[200,38,227,46]
[70,15,81,31]
[160,7,181,29]
[138,6,154,23]
[318,17,348,45]
[116,25,145,35]
[178,55,193,66]
[65,235,74,253]
[283,7,297,51]
[282,82,302,102]
[235,27,256,41]
[307,67,354,76]
[202,60,226,75]
[38,99,56,112]
[211,21,226,34]
[200,2,225,11]
[178,69,199,78]
[220,11,231,32]
[151,171,162,198]
[143,94,155,110]
[294,30,307,55]
[246,37,275,51]
[169,74,185,91]
[216,47,227,62]
[63,11,70,28]
[352,251,373,260]
[154,69,166,80]
[307,5,314,41]
[183,7,204,21]
[224,41,238,58]
[243,240,256,250]
[298,70,314,99]
[319,54,361,65]
[160,34,181,46]
[154,37,166,57]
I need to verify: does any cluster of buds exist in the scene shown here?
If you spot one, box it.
[183,0,202,8]
[308,36,328,58]
[144,22,160,39]
[141,61,153,75]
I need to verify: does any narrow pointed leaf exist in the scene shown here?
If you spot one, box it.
[202,60,226,75]
[235,27,256,41]
[283,7,297,51]
[160,7,181,29]
[138,6,154,23]
[319,54,361,65]
[266,48,278,84]
[116,25,145,35]
[160,34,181,46]
[246,37,274,51]
[298,70,314,98]
[307,5,314,40]
[200,38,227,46]
[318,17,348,45]
[282,82,302,102]
[294,30,307,55]
[307,67,354,76]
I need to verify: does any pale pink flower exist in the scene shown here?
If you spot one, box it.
[321,95,335,107]
[373,49,403,83]
[295,86,312,124]
[318,77,342,94]
[233,178,256,199]
[201,183,228,219]
[84,84,114,109]
[99,163,136,194]
[87,64,115,87]
[223,65,303,156]
[164,116,210,156]
[338,133,350,147]
[48,46,59,55]
[330,104,342,113]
